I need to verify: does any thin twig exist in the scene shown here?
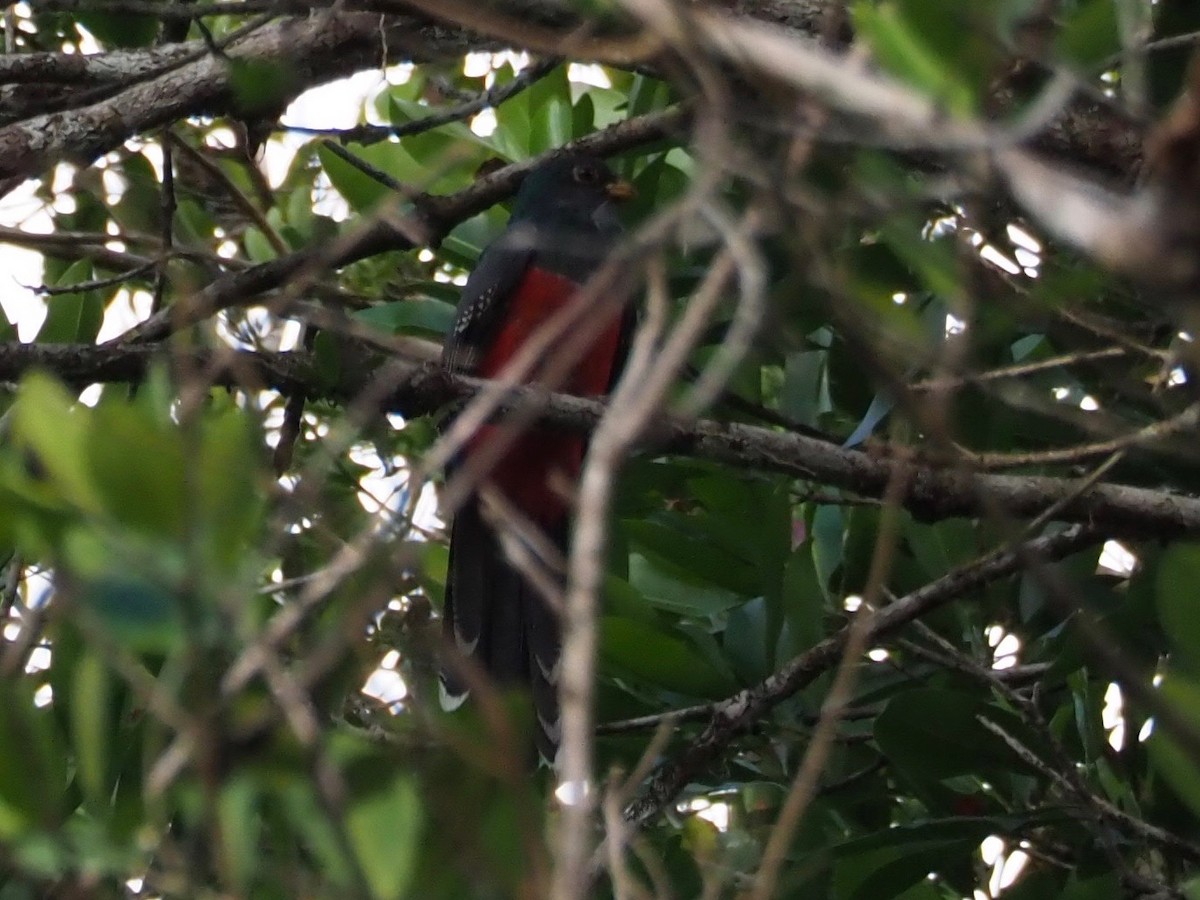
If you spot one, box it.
[554,205,747,900]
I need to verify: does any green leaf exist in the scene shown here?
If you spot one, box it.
[229,58,297,117]
[1146,674,1200,819]
[77,11,158,47]
[280,782,354,887]
[781,349,829,425]
[624,513,760,598]
[197,402,265,570]
[0,682,67,836]
[1057,0,1120,70]
[880,215,962,301]
[902,516,977,581]
[36,260,104,344]
[687,473,792,580]
[356,298,457,336]
[10,373,99,513]
[346,772,422,900]
[489,64,531,161]
[312,330,342,389]
[601,616,737,697]
[86,398,188,538]
[780,549,825,658]
[71,652,113,810]
[833,819,994,900]
[627,552,744,616]
[810,505,844,598]
[317,143,406,213]
[1058,872,1122,900]
[572,91,596,135]
[174,198,215,246]
[218,775,261,889]
[724,596,771,683]
[76,576,185,655]
[852,0,994,116]
[110,151,164,236]
[875,688,1045,781]
[1156,543,1200,665]
[525,66,573,153]
[243,226,277,263]
[626,74,672,119]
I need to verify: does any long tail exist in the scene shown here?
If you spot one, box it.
[440,499,564,762]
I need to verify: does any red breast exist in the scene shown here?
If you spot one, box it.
[471,266,625,523]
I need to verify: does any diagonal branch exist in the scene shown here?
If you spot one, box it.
[622,524,1106,825]
[110,107,686,344]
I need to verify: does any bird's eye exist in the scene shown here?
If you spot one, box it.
[573,163,600,185]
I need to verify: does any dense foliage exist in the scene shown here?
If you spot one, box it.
[1,0,1200,897]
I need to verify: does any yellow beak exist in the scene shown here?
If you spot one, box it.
[605,179,637,202]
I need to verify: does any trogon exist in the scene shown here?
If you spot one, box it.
[439,153,635,761]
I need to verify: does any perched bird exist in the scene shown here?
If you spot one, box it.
[439,153,635,761]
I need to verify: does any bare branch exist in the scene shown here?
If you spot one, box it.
[6,342,1200,539]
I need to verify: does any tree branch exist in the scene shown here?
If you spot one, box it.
[622,524,1105,825]
[4,341,1200,540]
[0,9,480,192]
[10,0,1144,191]
[109,107,687,344]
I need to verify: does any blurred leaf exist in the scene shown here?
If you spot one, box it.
[218,776,261,889]
[881,216,962,301]
[1058,872,1122,899]
[87,398,187,538]
[75,576,185,655]
[844,392,894,447]
[70,652,113,810]
[1057,0,1120,70]
[280,782,355,887]
[626,73,672,118]
[572,91,596,135]
[852,0,981,116]
[197,401,265,570]
[9,373,99,513]
[77,11,158,47]
[243,226,278,263]
[780,548,826,658]
[229,58,296,116]
[781,349,829,425]
[0,682,67,837]
[110,151,163,235]
[346,772,422,900]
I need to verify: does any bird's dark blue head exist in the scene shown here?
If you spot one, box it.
[510,153,634,235]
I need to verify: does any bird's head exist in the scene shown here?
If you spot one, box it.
[510,153,635,233]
